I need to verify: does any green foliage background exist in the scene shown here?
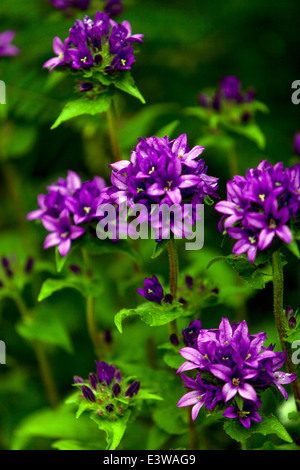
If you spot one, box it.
[0,0,299,451]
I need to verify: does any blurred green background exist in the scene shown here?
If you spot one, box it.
[0,0,299,450]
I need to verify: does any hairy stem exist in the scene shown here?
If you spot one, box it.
[81,248,103,361]
[14,296,59,408]
[106,101,122,162]
[272,250,300,411]
[167,238,179,336]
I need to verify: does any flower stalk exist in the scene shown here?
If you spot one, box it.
[106,102,122,162]
[167,238,179,336]
[272,250,300,411]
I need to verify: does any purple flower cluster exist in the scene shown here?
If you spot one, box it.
[74,361,140,419]
[0,30,20,57]
[27,170,106,257]
[215,160,300,262]
[198,75,256,113]
[102,134,219,239]
[50,0,123,17]
[43,11,143,74]
[177,318,297,428]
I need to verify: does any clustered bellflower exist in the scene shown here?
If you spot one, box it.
[0,30,20,57]
[215,160,300,263]
[27,170,106,256]
[43,11,143,75]
[50,0,123,17]
[177,317,297,428]
[198,75,256,113]
[101,134,219,240]
[74,360,140,419]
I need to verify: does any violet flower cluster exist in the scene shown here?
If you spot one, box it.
[177,318,297,428]
[215,160,300,263]
[101,134,219,240]
[43,10,143,75]
[27,170,106,257]
[74,360,140,419]
[50,0,123,17]
[0,31,20,58]
[198,75,256,113]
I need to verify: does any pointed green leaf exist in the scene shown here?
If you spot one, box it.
[111,72,145,104]
[51,90,114,129]
[90,409,131,450]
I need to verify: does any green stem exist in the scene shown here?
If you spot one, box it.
[14,296,59,408]
[167,238,179,336]
[86,295,103,361]
[81,248,103,361]
[106,101,122,162]
[272,250,300,411]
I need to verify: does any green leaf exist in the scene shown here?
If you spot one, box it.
[111,72,145,104]
[151,238,169,259]
[222,121,266,149]
[114,301,184,333]
[11,404,104,450]
[38,275,102,302]
[90,409,131,450]
[285,239,300,259]
[16,306,73,353]
[51,89,114,129]
[223,413,293,444]
[52,439,103,450]
[208,253,273,290]
[155,120,180,139]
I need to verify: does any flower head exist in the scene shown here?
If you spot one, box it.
[137,275,164,304]
[177,317,297,427]
[27,171,106,257]
[44,11,143,74]
[0,30,20,57]
[215,160,300,262]
[73,361,139,420]
[101,134,219,240]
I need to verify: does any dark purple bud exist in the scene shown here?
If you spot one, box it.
[69,264,81,275]
[219,75,241,100]
[210,287,219,295]
[112,383,121,397]
[0,280,3,288]
[289,317,297,329]
[170,333,179,346]
[163,293,173,304]
[1,257,9,269]
[293,133,300,157]
[73,375,85,384]
[78,82,94,92]
[185,275,194,290]
[285,306,294,320]
[241,111,251,123]
[115,370,122,383]
[106,403,114,412]
[96,360,116,386]
[179,297,187,307]
[82,385,96,402]
[89,372,98,390]
[244,87,256,103]
[104,329,112,344]
[197,93,209,108]
[24,256,34,274]
[125,381,140,397]
[212,93,221,112]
